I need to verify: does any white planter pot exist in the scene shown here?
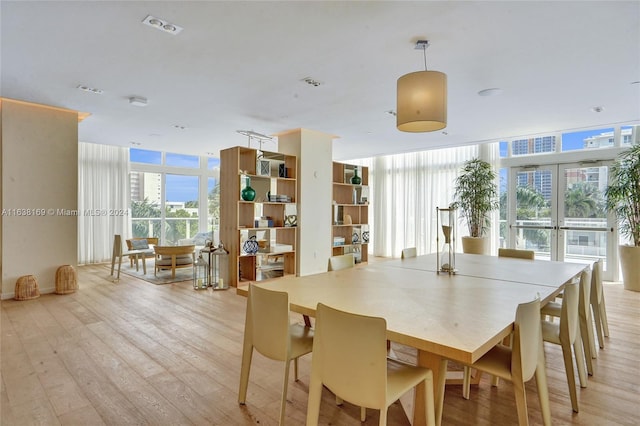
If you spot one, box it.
[619,244,640,292]
[461,236,490,255]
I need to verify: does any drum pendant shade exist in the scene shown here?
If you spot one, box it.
[397,70,447,132]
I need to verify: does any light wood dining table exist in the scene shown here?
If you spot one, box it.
[256,253,587,425]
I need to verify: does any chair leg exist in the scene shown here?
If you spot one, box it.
[561,342,579,413]
[117,255,123,279]
[303,314,312,328]
[587,307,597,359]
[600,298,610,337]
[279,360,292,425]
[579,313,594,375]
[294,357,299,381]
[592,302,606,349]
[238,345,253,404]
[462,366,471,400]
[535,339,552,426]
[378,408,387,426]
[360,406,366,422]
[306,370,323,426]
[573,337,588,388]
[424,373,436,426]
[512,380,529,426]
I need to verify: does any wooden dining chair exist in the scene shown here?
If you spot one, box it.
[328,253,356,271]
[498,248,535,260]
[590,259,610,350]
[541,269,595,375]
[460,298,551,425]
[306,303,436,426]
[238,284,314,425]
[541,281,587,413]
[110,234,147,279]
[401,247,417,259]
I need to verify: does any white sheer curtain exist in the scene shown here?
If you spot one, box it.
[356,142,499,258]
[78,142,130,264]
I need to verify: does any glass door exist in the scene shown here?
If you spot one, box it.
[508,162,616,280]
[508,166,557,260]
[558,162,615,280]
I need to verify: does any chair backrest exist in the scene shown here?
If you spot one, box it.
[126,237,159,250]
[113,234,123,256]
[559,281,580,344]
[154,245,195,256]
[511,298,541,382]
[401,247,417,259]
[328,254,355,271]
[591,259,604,304]
[313,303,387,408]
[247,284,291,361]
[578,269,592,318]
[498,248,535,260]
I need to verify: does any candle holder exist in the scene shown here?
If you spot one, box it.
[436,206,457,274]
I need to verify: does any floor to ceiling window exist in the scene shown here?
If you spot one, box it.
[130,149,220,245]
[499,125,638,281]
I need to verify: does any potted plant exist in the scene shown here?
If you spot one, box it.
[453,158,499,254]
[605,144,640,291]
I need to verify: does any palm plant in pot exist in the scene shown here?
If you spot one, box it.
[605,144,640,291]
[453,158,499,254]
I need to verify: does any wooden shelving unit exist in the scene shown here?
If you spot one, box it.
[332,162,369,263]
[220,147,298,292]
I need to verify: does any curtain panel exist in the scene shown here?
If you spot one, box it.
[78,142,130,264]
[358,143,499,258]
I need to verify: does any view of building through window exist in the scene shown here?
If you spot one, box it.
[130,149,219,245]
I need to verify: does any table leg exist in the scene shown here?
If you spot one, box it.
[141,255,147,275]
[415,350,447,426]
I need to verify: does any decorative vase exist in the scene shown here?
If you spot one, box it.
[242,236,259,254]
[241,177,256,201]
[350,167,362,185]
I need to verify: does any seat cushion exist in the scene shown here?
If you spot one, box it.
[156,256,193,266]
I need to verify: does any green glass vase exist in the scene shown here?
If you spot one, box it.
[350,167,362,185]
[241,177,256,201]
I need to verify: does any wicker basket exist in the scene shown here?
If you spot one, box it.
[55,265,78,294]
[14,275,41,301]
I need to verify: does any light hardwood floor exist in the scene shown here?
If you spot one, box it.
[1,264,639,425]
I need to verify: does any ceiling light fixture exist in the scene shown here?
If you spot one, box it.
[478,88,503,97]
[142,15,183,35]
[76,84,103,94]
[237,130,274,149]
[129,96,148,107]
[301,77,323,87]
[397,40,447,132]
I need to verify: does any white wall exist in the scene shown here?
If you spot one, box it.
[278,129,333,276]
[1,99,78,298]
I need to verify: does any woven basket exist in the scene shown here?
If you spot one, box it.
[55,265,78,294]
[14,275,41,301]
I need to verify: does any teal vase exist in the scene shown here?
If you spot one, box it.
[241,177,256,201]
[350,168,362,185]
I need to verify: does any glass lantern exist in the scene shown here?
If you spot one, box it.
[436,206,457,274]
[209,242,229,290]
[193,255,209,290]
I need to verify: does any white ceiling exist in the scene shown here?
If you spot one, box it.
[2,1,639,161]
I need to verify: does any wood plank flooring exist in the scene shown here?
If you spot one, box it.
[1,263,639,425]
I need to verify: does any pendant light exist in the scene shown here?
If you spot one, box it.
[397,40,447,132]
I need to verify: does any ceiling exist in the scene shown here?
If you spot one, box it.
[2,1,639,161]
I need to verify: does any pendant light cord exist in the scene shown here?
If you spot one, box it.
[423,44,428,71]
